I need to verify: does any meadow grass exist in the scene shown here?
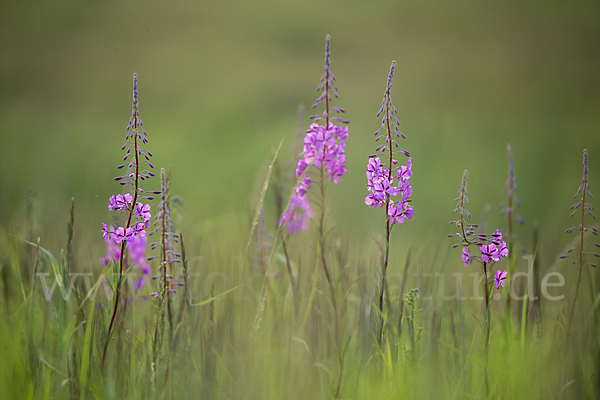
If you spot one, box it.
[2,194,598,399]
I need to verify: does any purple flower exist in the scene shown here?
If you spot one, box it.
[462,248,472,267]
[296,160,309,178]
[102,223,114,242]
[388,199,414,225]
[102,74,156,264]
[296,123,348,183]
[101,233,151,291]
[102,201,151,245]
[108,193,133,211]
[480,243,497,263]
[367,158,384,182]
[493,228,502,243]
[498,241,508,259]
[280,178,314,235]
[365,157,413,225]
[365,63,413,224]
[101,234,121,266]
[132,222,147,237]
[127,235,151,290]
[494,270,508,290]
[398,158,412,181]
[135,202,151,223]
[366,157,408,211]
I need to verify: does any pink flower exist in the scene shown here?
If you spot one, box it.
[494,270,508,290]
[462,248,472,267]
[280,178,314,235]
[296,123,348,184]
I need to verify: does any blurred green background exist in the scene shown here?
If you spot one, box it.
[1,0,599,259]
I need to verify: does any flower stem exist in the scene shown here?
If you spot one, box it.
[378,88,394,344]
[483,261,491,349]
[567,185,586,342]
[483,261,490,397]
[101,109,140,373]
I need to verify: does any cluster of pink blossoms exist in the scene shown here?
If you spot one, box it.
[101,193,151,244]
[295,122,348,184]
[365,157,414,224]
[280,177,314,235]
[282,121,347,236]
[279,35,348,236]
[101,234,151,291]
[101,193,152,290]
[461,229,508,290]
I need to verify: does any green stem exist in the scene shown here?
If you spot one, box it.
[567,187,586,343]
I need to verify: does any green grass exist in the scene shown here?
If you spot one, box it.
[1,166,599,398]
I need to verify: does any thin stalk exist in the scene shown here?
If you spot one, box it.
[483,261,490,397]
[320,49,344,398]
[567,186,586,342]
[483,261,491,348]
[102,107,140,372]
[378,83,395,344]
[166,166,174,350]
[506,151,515,309]
[162,181,171,385]
[282,238,299,318]
[316,47,337,327]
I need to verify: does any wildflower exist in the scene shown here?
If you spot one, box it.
[494,270,508,290]
[101,234,151,291]
[127,235,152,291]
[109,193,133,211]
[388,198,414,224]
[365,61,412,226]
[136,202,151,223]
[365,158,412,222]
[102,74,158,246]
[296,122,348,184]
[296,34,349,185]
[480,243,497,263]
[498,241,508,258]
[101,74,158,367]
[280,177,314,235]
[449,171,509,350]
[462,248,472,267]
[562,149,599,341]
[284,35,347,236]
[367,60,412,345]
[148,167,182,296]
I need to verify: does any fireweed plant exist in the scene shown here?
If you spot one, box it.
[149,167,183,380]
[365,60,413,343]
[101,225,151,292]
[283,34,348,308]
[499,144,524,306]
[100,74,158,368]
[561,149,598,341]
[449,170,508,350]
[499,144,524,257]
[280,34,349,398]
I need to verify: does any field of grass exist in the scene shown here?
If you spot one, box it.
[1,0,600,398]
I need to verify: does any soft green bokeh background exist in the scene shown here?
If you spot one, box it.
[1,0,599,257]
